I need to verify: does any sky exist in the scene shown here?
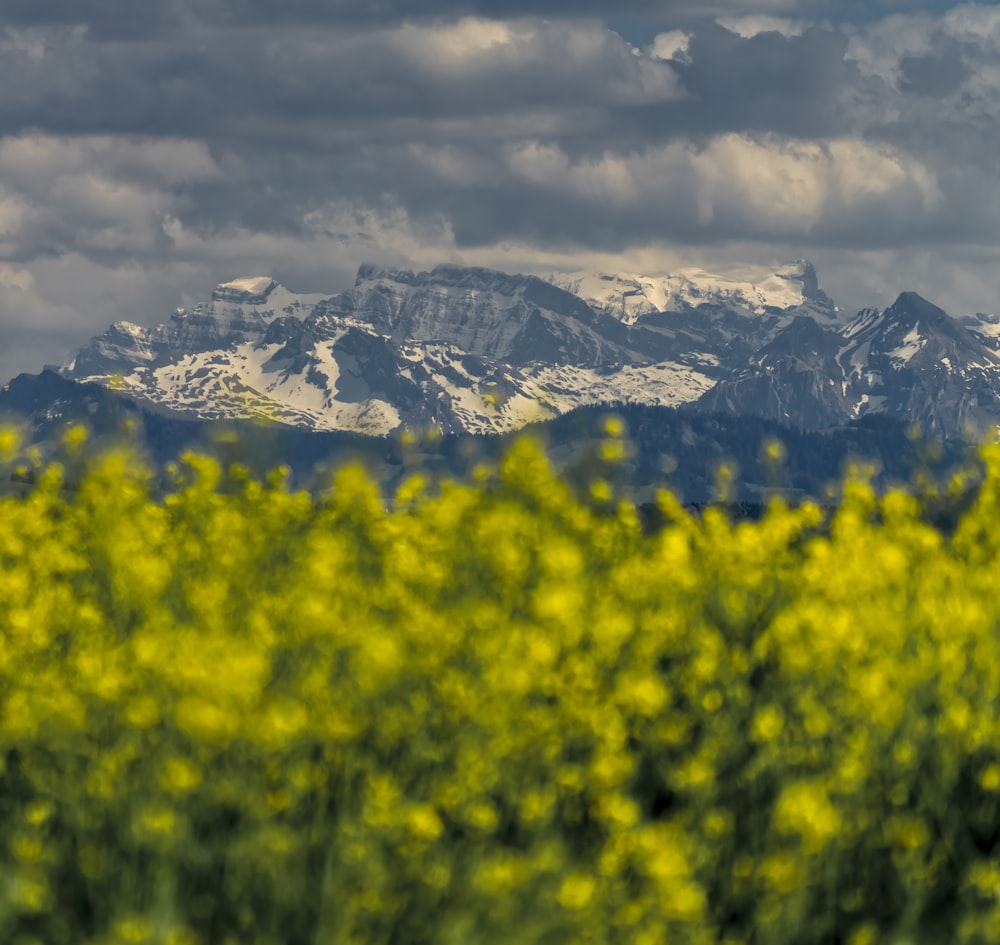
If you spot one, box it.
[2,0,1000,384]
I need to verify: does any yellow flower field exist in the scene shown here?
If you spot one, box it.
[2,423,1000,944]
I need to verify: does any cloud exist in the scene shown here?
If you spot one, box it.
[3,3,1000,382]
[715,14,811,38]
[0,0,809,35]
[489,133,942,246]
[0,17,683,141]
[0,134,220,263]
[655,22,887,140]
[649,30,691,61]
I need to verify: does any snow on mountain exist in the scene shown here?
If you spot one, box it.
[700,291,1000,435]
[213,276,278,302]
[61,321,159,378]
[322,263,637,368]
[197,277,330,326]
[835,292,1000,434]
[65,279,333,378]
[123,339,402,435]
[57,261,1000,439]
[839,292,1000,376]
[546,259,838,325]
[106,334,714,436]
[959,312,1000,348]
[60,262,732,435]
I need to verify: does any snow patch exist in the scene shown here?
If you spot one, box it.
[852,393,887,418]
[887,326,925,364]
[841,309,880,340]
[217,276,276,296]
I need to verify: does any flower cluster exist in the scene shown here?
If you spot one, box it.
[3,424,1000,944]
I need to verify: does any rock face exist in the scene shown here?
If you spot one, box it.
[69,321,160,379]
[698,317,854,429]
[324,264,635,368]
[54,261,1000,438]
[838,292,1000,437]
[699,292,1000,435]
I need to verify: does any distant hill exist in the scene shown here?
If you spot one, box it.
[0,371,974,506]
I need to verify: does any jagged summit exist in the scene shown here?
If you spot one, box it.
[355,263,407,286]
[331,261,627,367]
[699,288,1000,435]
[842,290,997,372]
[885,291,947,320]
[698,315,852,429]
[776,259,820,299]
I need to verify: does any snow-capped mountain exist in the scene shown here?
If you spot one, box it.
[839,292,1000,435]
[67,276,330,379]
[700,292,1000,435]
[323,264,637,368]
[547,259,838,324]
[62,262,748,434]
[50,259,1000,439]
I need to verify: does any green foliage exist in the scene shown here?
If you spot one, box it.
[3,424,1000,944]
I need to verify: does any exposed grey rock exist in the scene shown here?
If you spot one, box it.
[697,292,1000,437]
[698,317,853,429]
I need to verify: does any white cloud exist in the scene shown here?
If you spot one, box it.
[845,4,1000,86]
[388,16,685,104]
[501,133,940,236]
[941,3,1000,49]
[695,135,940,227]
[0,264,32,291]
[845,13,936,82]
[391,17,521,69]
[715,15,809,39]
[0,133,222,257]
[649,30,691,62]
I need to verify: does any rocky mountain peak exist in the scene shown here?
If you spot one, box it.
[884,291,954,327]
[212,276,278,305]
[777,259,819,299]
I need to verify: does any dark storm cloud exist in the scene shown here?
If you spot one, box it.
[0,0,964,34]
[0,5,990,255]
[0,0,795,33]
[0,18,681,139]
[641,23,886,140]
[898,36,971,96]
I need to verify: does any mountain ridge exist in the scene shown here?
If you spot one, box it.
[38,261,1000,440]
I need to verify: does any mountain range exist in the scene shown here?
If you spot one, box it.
[1,257,997,500]
[49,259,1000,438]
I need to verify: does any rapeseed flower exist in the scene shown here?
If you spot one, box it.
[4,435,1000,943]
